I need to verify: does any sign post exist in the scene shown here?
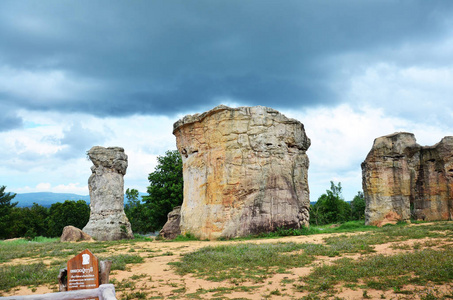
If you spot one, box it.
[67,249,100,296]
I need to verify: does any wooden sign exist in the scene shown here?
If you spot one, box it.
[67,249,100,291]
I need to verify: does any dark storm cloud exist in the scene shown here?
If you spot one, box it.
[1,0,452,119]
[0,102,23,131]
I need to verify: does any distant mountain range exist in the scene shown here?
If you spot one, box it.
[14,192,91,207]
[14,192,147,207]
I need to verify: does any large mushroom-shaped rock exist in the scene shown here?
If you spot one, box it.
[362,132,453,226]
[173,105,311,240]
[82,146,133,241]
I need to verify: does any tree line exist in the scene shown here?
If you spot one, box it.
[0,150,183,239]
[0,185,90,239]
[309,181,365,225]
[1,150,366,240]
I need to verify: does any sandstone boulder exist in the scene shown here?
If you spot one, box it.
[173,105,311,240]
[82,146,134,241]
[60,225,94,242]
[158,206,181,240]
[362,132,453,226]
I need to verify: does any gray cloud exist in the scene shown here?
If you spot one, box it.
[0,114,22,132]
[0,0,452,121]
[56,122,107,160]
[0,103,23,131]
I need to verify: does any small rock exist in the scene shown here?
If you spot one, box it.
[60,225,94,242]
[159,206,181,240]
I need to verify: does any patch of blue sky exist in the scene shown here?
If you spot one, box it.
[24,121,47,128]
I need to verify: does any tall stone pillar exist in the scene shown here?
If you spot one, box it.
[83,146,133,241]
[173,105,311,240]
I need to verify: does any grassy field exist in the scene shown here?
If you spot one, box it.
[1,221,452,299]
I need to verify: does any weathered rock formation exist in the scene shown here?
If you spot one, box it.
[362,132,453,226]
[60,225,94,242]
[173,105,311,240]
[159,206,181,240]
[82,146,133,240]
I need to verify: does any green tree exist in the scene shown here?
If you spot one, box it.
[46,200,90,237]
[124,188,150,234]
[350,191,366,220]
[309,194,328,226]
[25,203,49,238]
[143,150,183,232]
[125,188,140,207]
[310,181,351,225]
[8,204,49,239]
[0,186,18,239]
[0,185,17,215]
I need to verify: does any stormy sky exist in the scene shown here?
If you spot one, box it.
[1,0,453,201]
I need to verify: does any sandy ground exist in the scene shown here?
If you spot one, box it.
[1,224,452,299]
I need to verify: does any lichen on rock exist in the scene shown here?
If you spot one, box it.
[173,105,311,240]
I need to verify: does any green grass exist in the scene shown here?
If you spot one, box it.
[171,233,200,242]
[0,237,60,245]
[132,234,154,242]
[0,236,146,291]
[0,262,60,291]
[303,247,453,292]
[0,252,145,291]
[255,226,323,237]
[170,221,453,287]
[0,235,154,263]
[0,253,144,291]
[323,221,453,251]
[170,242,314,282]
[230,221,378,241]
[0,242,103,263]
[185,285,262,299]
[98,254,144,271]
[323,234,376,254]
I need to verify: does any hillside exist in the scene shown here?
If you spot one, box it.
[14,192,90,207]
